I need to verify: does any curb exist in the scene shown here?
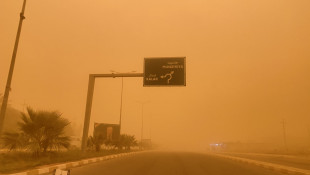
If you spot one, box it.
[2,152,137,175]
[210,153,310,175]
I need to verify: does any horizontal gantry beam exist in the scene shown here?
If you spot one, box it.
[91,73,144,78]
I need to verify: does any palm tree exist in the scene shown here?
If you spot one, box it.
[20,107,71,152]
[1,107,71,154]
[117,134,138,150]
[87,134,104,151]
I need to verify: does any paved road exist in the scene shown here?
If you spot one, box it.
[70,151,286,175]
[220,152,310,170]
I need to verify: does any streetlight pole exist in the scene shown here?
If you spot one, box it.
[141,103,144,149]
[119,77,123,134]
[111,70,136,135]
[0,0,27,137]
[281,119,288,151]
[137,101,149,150]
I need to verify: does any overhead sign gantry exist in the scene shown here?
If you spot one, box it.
[81,57,186,151]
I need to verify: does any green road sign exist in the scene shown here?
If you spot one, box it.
[144,57,186,86]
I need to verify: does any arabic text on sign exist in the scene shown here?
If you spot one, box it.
[146,77,159,81]
[162,65,184,69]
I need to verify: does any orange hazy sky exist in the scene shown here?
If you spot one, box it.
[1,0,310,150]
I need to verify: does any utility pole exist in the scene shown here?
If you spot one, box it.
[281,119,288,151]
[0,0,27,137]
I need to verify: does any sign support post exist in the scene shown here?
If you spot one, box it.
[81,73,143,151]
[81,75,95,151]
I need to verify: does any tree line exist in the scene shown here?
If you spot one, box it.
[0,106,138,156]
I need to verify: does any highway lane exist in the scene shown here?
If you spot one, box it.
[70,151,287,175]
[219,152,310,170]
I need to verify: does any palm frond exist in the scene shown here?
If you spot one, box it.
[1,132,28,151]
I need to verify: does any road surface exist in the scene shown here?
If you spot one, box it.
[70,151,287,175]
[219,152,310,170]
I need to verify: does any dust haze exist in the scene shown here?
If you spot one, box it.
[1,0,310,153]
